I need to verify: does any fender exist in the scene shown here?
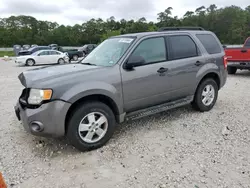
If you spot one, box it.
[196,63,220,88]
[60,81,123,114]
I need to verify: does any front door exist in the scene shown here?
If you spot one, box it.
[121,37,172,112]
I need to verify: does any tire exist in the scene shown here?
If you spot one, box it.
[66,101,116,152]
[58,58,65,64]
[192,78,218,112]
[72,55,79,61]
[26,59,35,66]
[227,66,237,74]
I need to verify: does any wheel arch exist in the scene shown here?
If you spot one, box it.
[65,94,120,133]
[26,58,35,65]
[196,72,220,91]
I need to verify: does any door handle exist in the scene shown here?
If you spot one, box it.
[241,49,247,53]
[194,61,202,66]
[157,67,168,73]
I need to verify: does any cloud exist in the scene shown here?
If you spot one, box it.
[180,0,249,7]
[0,0,62,14]
[69,0,157,21]
[0,0,249,25]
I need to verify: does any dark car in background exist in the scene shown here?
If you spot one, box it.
[18,46,51,56]
[49,44,59,50]
[22,44,30,50]
[78,44,97,57]
[55,46,83,61]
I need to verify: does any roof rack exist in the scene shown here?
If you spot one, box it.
[158,27,205,32]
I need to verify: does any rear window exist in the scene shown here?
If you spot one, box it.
[196,34,222,54]
[245,38,250,48]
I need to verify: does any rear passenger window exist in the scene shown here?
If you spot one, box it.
[50,51,60,55]
[131,37,166,64]
[196,34,222,54]
[168,35,198,60]
[245,38,250,48]
[39,51,49,56]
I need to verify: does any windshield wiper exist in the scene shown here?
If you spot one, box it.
[81,62,97,66]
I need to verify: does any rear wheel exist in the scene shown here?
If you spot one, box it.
[192,78,218,112]
[26,59,35,66]
[227,66,237,74]
[66,101,116,151]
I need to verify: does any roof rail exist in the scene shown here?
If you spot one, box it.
[158,27,205,32]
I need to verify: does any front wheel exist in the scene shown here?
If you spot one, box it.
[192,78,218,112]
[66,101,116,151]
[26,59,35,66]
[58,58,65,64]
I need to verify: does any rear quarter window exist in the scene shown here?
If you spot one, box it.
[196,34,222,54]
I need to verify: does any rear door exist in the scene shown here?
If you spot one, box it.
[164,34,205,98]
[50,51,62,63]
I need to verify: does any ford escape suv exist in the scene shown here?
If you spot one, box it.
[14,27,227,151]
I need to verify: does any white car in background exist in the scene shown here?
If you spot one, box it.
[15,50,69,66]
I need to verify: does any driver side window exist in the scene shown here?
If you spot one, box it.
[131,37,166,64]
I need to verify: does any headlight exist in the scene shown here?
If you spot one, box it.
[28,89,53,105]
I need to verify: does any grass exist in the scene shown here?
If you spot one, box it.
[0,51,15,57]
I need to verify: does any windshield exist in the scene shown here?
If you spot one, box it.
[81,37,135,66]
[27,47,36,51]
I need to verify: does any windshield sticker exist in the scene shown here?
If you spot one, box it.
[118,38,133,43]
[108,61,114,64]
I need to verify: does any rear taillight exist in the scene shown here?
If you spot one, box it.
[223,56,227,69]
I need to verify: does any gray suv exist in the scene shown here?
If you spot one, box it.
[14,27,227,151]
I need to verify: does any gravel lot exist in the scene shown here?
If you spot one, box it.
[0,59,250,188]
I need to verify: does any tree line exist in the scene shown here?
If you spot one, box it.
[0,4,250,47]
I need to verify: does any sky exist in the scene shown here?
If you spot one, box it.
[0,0,249,25]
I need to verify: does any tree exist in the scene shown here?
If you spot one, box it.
[0,4,250,47]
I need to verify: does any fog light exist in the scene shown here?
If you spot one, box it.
[30,121,44,132]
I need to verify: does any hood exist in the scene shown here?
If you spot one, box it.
[18,63,100,87]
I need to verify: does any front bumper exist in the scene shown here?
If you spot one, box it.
[14,100,71,137]
[15,60,25,65]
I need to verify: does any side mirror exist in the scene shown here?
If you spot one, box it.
[125,55,145,69]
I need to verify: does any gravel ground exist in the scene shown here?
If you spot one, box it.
[0,59,250,188]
